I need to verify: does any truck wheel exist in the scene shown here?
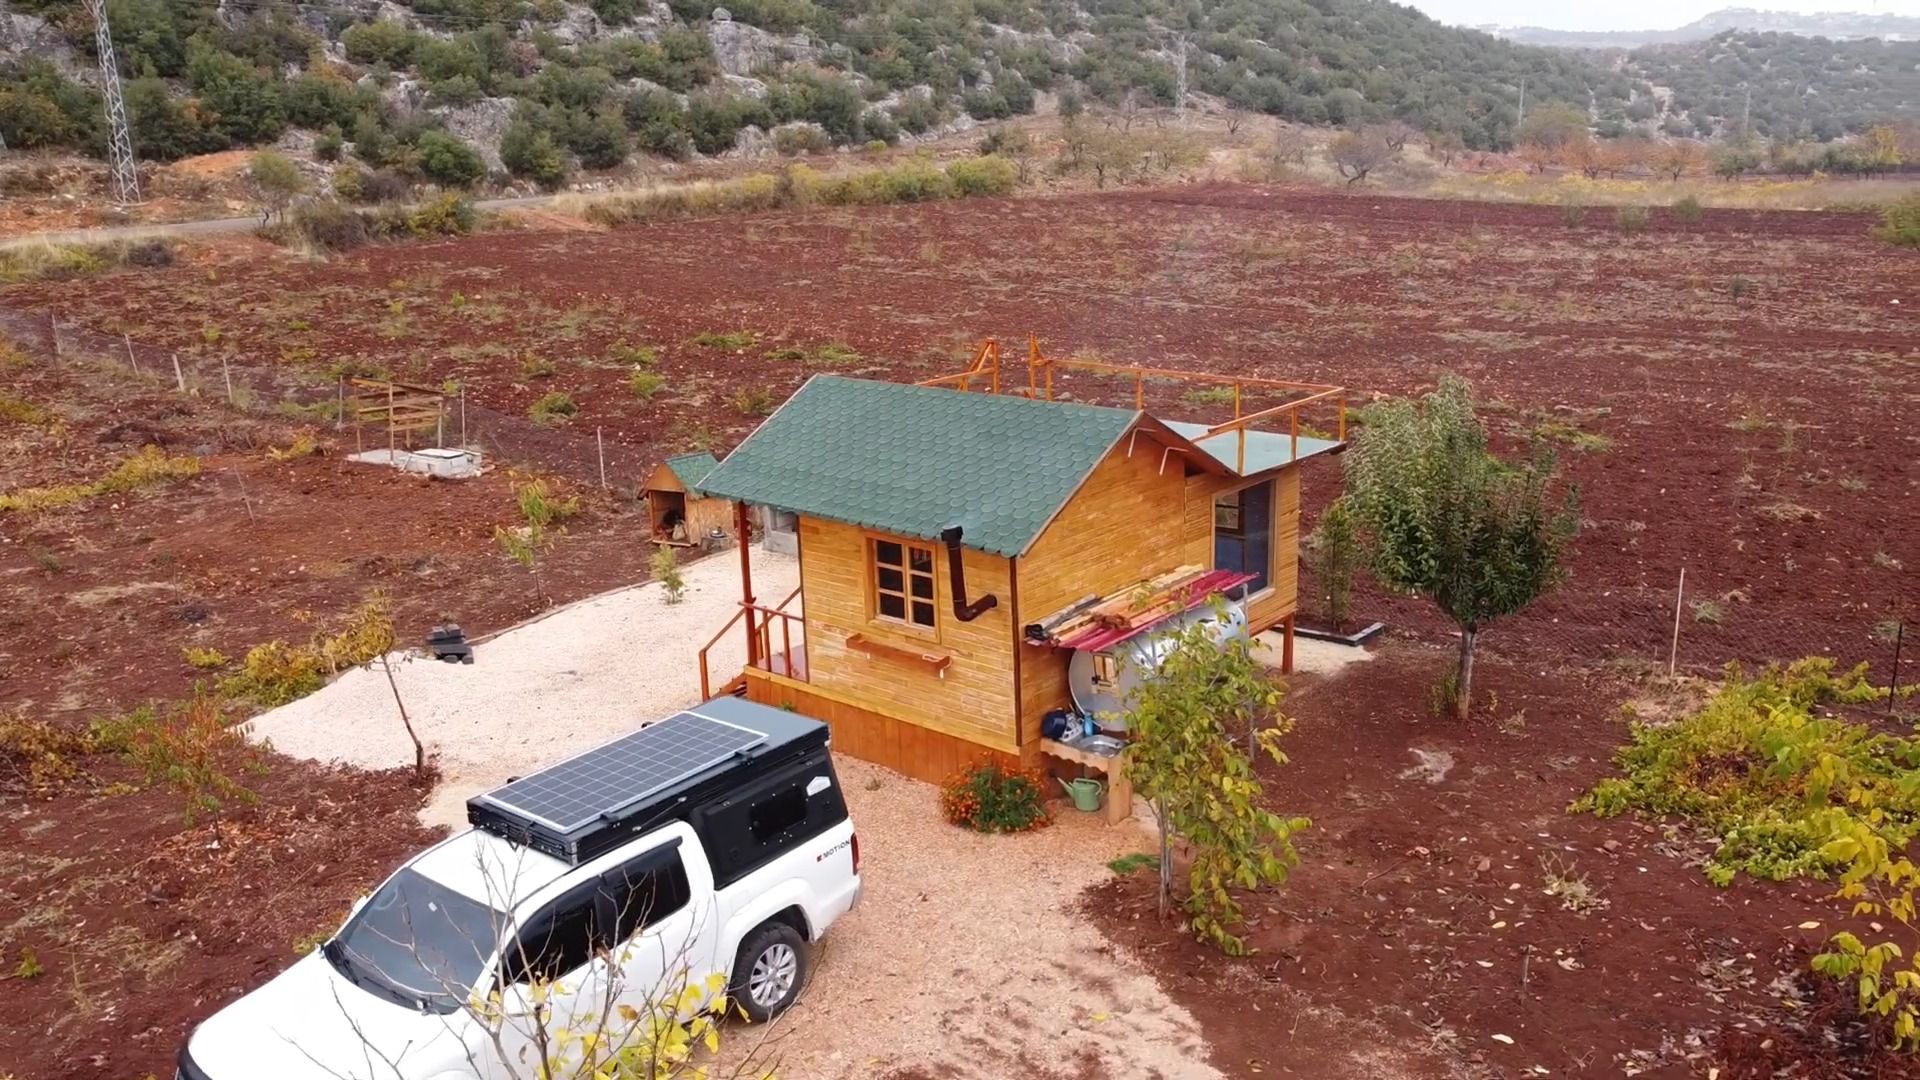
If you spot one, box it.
[730,921,809,1022]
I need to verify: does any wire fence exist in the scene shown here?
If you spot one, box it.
[0,300,659,491]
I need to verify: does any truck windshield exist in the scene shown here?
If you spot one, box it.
[327,868,502,1013]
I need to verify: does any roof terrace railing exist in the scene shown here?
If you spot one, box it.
[918,335,1347,473]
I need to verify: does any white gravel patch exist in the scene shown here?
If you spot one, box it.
[251,545,798,827]
[254,542,1219,1079]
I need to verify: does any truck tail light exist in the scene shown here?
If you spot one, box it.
[851,832,861,875]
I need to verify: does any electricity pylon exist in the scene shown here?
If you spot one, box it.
[83,0,141,205]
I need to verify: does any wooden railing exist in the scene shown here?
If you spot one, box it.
[919,335,1346,471]
[697,587,805,700]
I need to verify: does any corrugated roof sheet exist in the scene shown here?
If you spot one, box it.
[693,376,1138,557]
[1163,422,1343,473]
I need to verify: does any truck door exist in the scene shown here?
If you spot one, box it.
[597,836,723,1024]
[489,880,613,1080]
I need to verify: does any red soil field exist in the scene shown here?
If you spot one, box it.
[2,183,1915,1078]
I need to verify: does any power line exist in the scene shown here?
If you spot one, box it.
[83,0,141,205]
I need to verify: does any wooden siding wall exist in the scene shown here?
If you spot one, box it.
[1014,441,1194,747]
[742,670,1017,784]
[794,516,1020,753]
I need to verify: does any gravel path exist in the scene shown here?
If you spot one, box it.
[252,542,1218,1078]
[251,545,798,827]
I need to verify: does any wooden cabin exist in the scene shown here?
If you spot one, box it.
[694,342,1346,785]
[643,452,733,547]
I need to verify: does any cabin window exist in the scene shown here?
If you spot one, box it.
[871,538,937,629]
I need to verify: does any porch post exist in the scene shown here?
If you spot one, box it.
[1281,613,1295,675]
[736,501,758,668]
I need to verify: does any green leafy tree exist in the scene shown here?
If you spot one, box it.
[186,44,286,144]
[1305,500,1360,630]
[1118,611,1308,955]
[248,150,307,222]
[416,130,486,187]
[340,19,420,67]
[1518,101,1589,150]
[1340,376,1579,719]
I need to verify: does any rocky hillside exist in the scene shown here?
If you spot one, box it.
[0,0,1902,190]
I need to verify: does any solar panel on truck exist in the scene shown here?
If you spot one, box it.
[476,711,767,833]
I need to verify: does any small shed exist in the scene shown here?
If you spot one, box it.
[643,452,732,547]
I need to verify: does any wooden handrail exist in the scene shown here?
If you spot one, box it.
[698,601,808,700]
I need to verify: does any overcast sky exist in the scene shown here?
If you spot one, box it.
[1405,0,1920,31]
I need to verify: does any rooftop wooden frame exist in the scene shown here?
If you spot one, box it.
[918,336,1348,473]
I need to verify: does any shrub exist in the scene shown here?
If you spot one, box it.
[290,199,371,252]
[1614,205,1650,235]
[406,193,476,237]
[182,647,231,670]
[609,341,658,366]
[945,154,1019,196]
[732,387,775,415]
[220,641,324,707]
[0,713,98,795]
[692,330,757,350]
[1874,194,1920,248]
[651,544,686,603]
[772,123,832,156]
[629,370,666,399]
[501,116,569,189]
[940,758,1053,833]
[91,693,261,824]
[1573,657,1905,885]
[416,130,486,189]
[1671,195,1704,224]
[529,391,578,424]
[1560,200,1586,227]
[521,354,557,379]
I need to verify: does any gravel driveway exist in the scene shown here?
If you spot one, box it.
[251,543,1216,1078]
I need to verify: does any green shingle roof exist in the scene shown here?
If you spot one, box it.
[662,451,721,488]
[694,376,1139,557]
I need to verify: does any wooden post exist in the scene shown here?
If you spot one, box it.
[1668,567,1686,677]
[1890,622,1905,718]
[459,388,467,447]
[736,500,759,670]
[596,427,608,489]
[1281,613,1295,674]
[387,381,396,456]
[337,379,346,432]
[124,333,139,375]
[221,355,233,404]
[436,399,445,446]
[170,352,186,393]
[50,312,60,358]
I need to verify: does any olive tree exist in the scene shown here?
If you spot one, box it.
[1118,611,1309,955]
[1340,376,1579,720]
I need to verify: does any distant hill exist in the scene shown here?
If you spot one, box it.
[1497,7,1920,48]
[0,0,1908,187]
[1621,31,1920,141]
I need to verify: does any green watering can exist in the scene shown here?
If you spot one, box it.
[1059,776,1105,813]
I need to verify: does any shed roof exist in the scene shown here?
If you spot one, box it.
[659,451,721,488]
[693,375,1140,557]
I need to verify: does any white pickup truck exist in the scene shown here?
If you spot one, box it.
[177,698,861,1080]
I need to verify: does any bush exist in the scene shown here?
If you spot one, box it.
[501,117,569,189]
[341,19,419,66]
[529,391,577,424]
[289,199,371,252]
[220,641,323,707]
[416,130,486,188]
[629,370,665,399]
[406,193,476,236]
[1874,195,1920,248]
[940,758,1053,833]
[945,155,1018,196]
[1573,657,1905,885]
[1671,195,1704,225]
[772,123,832,156]
[1614,205,1650,235]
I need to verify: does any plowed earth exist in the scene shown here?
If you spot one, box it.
[2,184,1915,1079]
